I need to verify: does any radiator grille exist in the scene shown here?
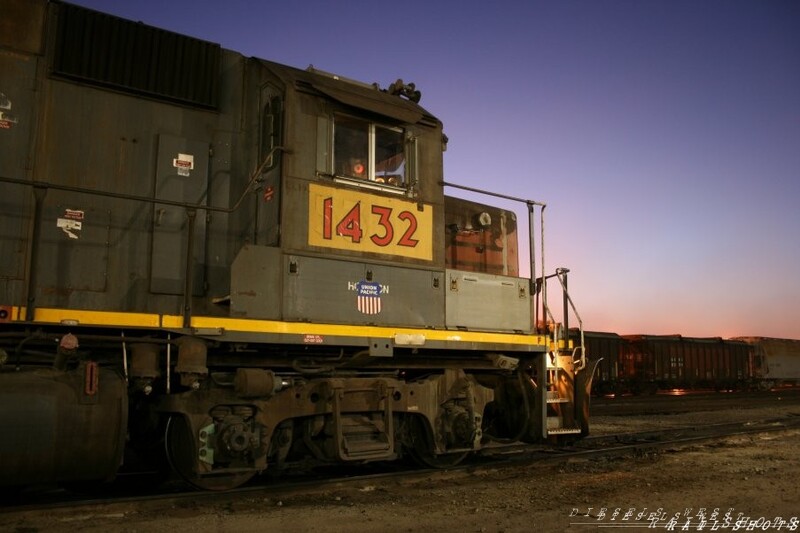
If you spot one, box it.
[52,2,220,109]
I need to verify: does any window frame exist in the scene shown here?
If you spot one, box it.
[331,113,410,196]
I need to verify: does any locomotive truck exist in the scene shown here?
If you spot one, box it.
[0,0,594,490]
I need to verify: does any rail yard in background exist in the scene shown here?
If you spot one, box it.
[576,332,800,395]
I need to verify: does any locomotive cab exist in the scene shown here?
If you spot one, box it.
[230,61,449,330]
[230,62,534,337]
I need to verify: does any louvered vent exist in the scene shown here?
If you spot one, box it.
[52,2,220,109]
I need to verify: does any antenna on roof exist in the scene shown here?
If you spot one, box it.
[386,79,421,103]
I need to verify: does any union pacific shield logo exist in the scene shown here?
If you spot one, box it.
[356,281,382,315]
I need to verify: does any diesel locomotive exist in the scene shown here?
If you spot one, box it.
[0,0,594,490]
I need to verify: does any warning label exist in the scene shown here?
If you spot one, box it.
[57,208,84,239]
[0,92,18,130]
[173,153,195,176]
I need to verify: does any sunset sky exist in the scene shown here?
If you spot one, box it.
[70,0,800,339]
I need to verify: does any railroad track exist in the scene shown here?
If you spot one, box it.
[472,413,800,469]
[591,388,800,416]
[3,411,799,519]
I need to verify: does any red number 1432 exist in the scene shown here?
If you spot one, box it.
[322,198,418,248]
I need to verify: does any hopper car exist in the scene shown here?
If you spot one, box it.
[576,331,799,395]
[733,337,800,390]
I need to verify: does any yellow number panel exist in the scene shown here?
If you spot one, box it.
[308,183,433,261]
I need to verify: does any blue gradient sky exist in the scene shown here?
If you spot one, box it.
[71,0,800,339]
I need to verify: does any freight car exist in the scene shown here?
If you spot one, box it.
[586,332,753,394]
[617,335,751,393]
[571,331,626,395]
[0,1,594,491]
[733,337,800,390]
[578,330,800,395]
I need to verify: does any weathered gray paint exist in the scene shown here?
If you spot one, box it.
[2,1,538,339]
[445,269,532,333]
[150,134,209,296]
[0,49,37,288]
[283,254,445,327]
[230,245,282,319]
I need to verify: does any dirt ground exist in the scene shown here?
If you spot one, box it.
[3,403,799,533]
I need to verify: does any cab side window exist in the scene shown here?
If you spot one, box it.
[261,91,282,170]
[333,114,405,187]
[375,125,405,186]
[334,115,369,179]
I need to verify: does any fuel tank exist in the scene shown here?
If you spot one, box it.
[0,364,128,487]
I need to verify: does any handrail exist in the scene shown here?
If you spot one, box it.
[555,268,586,372]
[0,146,288,215]
[441,180,549,334]
[539,269,586,372]
[3,146,288,325]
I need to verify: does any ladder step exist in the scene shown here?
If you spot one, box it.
[546,391,570,403]
[547,416,581,435]
[547,426,582,435]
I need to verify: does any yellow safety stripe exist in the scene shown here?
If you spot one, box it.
[11,306,547,347]
[12,306,161,327]
[172,315,547,346]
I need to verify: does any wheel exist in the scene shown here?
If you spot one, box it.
[164,416,255,491]
[407,417,469,468]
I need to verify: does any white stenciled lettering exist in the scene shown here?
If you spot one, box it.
[567,506,800,532]
[348,281,389,293]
